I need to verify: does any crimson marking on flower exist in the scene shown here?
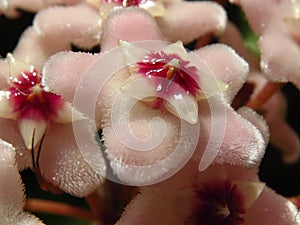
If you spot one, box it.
[192,179,246,225]
[8,69,65,122]
[189,177,265,225]
[137,51,201,97]
[120,41,228,124]
[0,56,83,150]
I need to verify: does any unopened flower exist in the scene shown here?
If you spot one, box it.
[0,139,44,225]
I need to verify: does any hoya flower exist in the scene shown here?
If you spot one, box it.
[0,139,44,225]
[155,0,227,44]
[43,8,267,185]
[115,162,300,225]
[119,40,229,124]
[3,0,226,56]
[220,22,300,163]
[230,0,300,89]
[98,0,227,43]
[0,55,105,197]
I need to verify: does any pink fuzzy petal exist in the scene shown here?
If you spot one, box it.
[0,139,44,224]
[0,118,31,171]
[0,140,24,211]
[39,121,105,197]
[195,44,249,103]
[12,27,66,70]
[156,1,226,44]
[259,29,300,88]
[197,98,266,168]
[43,51,99,102]
[237,107,269,146]
[103,100,198,185]
[231,0,300,89]
[232,0,285,35]
[115,160,199,225]
[101,8,162,51]
[245,187,299,225]
[33,4,101,49]
[217,107,266,167]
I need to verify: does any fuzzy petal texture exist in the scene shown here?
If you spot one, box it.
[101,8,162,51]
[195,43,249,102]
[33,4,102,49]
[237,106,269,145]
[38,121,106,197]
[43,51,99,102]
[116,163,299,225]
[220,20,300,163]
[0,52,105,197]
[231,0,300,89]
[156,1,227,44]
[103,96,196,185]
[197,96,266,168]
[245,187,300,225]
[42,8,268,185]
[0,139,44,225]
[7,27,70,71]
[259,28,300,88]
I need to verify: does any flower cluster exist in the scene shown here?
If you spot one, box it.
[0,0,299,225]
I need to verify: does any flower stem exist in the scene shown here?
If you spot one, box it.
[85,181,139,225]
[246,82,284,110]
[288,196,300,209]
[25,198,94,220]
[85,191,104,223]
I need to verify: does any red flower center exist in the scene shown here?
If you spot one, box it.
[137,51,201,96]
[8,69,64,121]
[190,179,246,225]
[102,0,147,7]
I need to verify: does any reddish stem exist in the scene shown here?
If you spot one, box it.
[195,33,214,49]
[85,191,104,222]
[288,196,300,209]
[25,198,94,220]
[246,82,284,110]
